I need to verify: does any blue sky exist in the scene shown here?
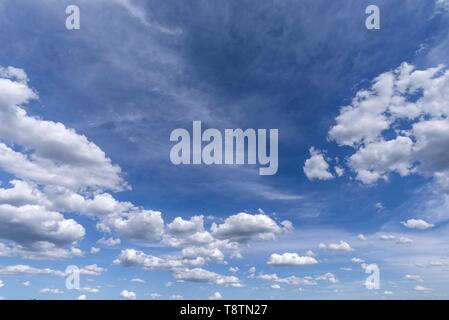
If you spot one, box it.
[0,0,449,300]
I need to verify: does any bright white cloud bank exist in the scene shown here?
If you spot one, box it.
[306,63,449,193]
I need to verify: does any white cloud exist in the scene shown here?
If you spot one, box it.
[209,292,223,300]
[90,247,101,254]
[329,71,395,146]
[0,264,105,277]
[150,293,162,299]
[401,219,435,230]
[379,234,396,241]
[257,271,337,286]
[79,264,106,276]
[351,257,365,264]
[319,240,354,252]
[21,281,31,287]
[210,212,285,242]
[357,234,367,241]
[102,210,164,241]
[80,286,100,293]
[349,136,414,184]
[315,272,338,284]
[120,289,136,300]
[397,236,413,244]
[97,237,121,247]
[323,63,449,187]
[114,249,206,270]
[267,253,318,266]
[131,278,145,284]
[181,246,225,262]
[0,265,65,277]
[271,284,281,289]
[228,267,239,273]
[303,148,334,181]
[0,68,125,191]
[414,285,431,292]
[379,234,413,244]
[0,203,84,247]
[172,268,242,287]
[40,288,64,294]
[0,280,3,288]
[78,294,87,300]
[246,266,256,277]
[405,274,423,283]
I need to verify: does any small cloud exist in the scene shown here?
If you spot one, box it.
[401,219,434,230]
[40,288,64,294]
[351,257,365,264]
[375,203,384,212]
[120,290,136,300]
[209,292,223,300]
[97,237,121,247]
[90,247,101,254]
[414,285,431,292]
[150,293,162,299]
[228,267,239,273]
[357,234,367,241]
[405,274,423,283]
[303,148,334,181]
[267,253,318,266]
[319,240,354,252]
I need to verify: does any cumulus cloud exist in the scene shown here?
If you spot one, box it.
[115,249,243,288]
[120,290,136,300]
[172,268,242,287]
[257,271,338,286]
[208,292,223,300]
[303,148,334,181]
[0,265,65,277]
[0,204,85,246]
[114,249,205,270]
[351,257,365,264]
[210,212,287,242]
[90,247,100,254]
[405,274,423,283]
[0,67,125,191]
[163,216,214,247]
[414,285,431,292]
[40,288,64,294]
[319,240,354,252]
[101,210,165,241]
[97,237,121,247]
[267,253,318,266]
[0,264,105,277]
[357,234,367,241]
[379,234,413,244]
[324,63,449,186]
[401,219,435,230]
